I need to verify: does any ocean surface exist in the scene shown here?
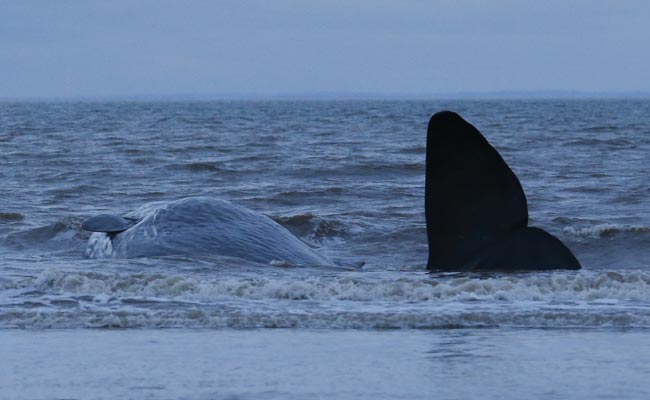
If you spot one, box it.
[1,99,649,399]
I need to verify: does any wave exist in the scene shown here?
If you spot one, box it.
[0,212,24,222]
[8,269,650,303]
[398,145,426,154]
[2,308,649,329]
[563,223,650,238]
[165,162,228,173]
[286,160,424,180]
[273,212,357,241]
[265,187,347,206]
[1,217,88,251]
[564,138,635,148]
[3,268,650,329]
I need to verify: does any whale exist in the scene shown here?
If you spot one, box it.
[82,111,580,271]
[425,111,580,271]
[82,197,333,266]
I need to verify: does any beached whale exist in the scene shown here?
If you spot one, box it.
[83,197,333,266]
[82,111,580,271]
[425,111,580,271]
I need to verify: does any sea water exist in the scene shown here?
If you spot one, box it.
[1,99,649,399]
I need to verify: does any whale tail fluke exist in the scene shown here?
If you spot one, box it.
[425,111,581,271]
[473,227,581,271]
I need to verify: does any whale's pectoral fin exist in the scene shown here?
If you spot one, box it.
[474,227,581,271]
[82,214,137,233]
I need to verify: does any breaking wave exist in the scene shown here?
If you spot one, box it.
[563,223,650,238]
[13,269,649,302]
[2,308,648,330]
[2,269,650,329]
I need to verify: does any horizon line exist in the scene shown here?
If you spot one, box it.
[2,90,650,102]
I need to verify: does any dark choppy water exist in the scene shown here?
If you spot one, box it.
[1,100,649,330]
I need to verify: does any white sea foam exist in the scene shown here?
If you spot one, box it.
[2,305,649,329]
[1,269,649,329]
[564,223,650,238]
[18,268,650,303]
[83,233,115,259]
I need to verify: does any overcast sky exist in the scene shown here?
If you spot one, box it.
[2,0,649,98]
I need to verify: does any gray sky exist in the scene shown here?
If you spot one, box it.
[2,0,649,98]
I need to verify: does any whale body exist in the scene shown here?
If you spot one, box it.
[83,197,332,266]
[425,111,581,271]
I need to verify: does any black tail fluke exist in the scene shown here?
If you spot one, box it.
[425,111,581,271]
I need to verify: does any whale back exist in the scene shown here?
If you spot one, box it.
[425,111,528,270]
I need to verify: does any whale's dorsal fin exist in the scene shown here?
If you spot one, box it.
[82,214,137,233]
[425,111,580,271]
